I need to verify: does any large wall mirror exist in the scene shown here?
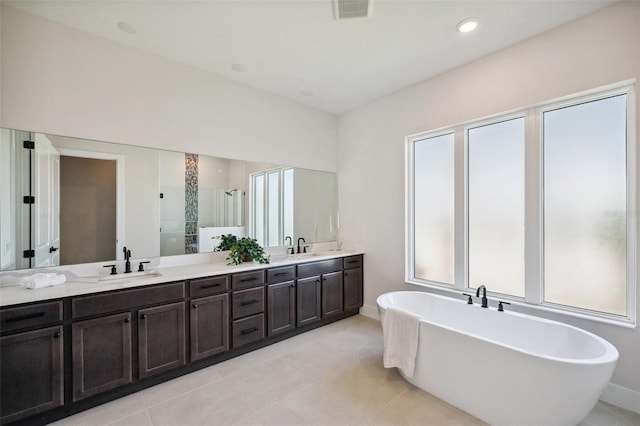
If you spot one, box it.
[0,128,337,271]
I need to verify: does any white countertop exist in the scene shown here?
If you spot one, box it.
[0,251,362,307]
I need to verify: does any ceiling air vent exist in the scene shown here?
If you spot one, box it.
[333,0,372,20]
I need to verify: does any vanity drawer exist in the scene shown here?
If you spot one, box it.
[232,314,264,348]
[266,266,295,283]
[231,270,265,290]
[297,258,342,278]
[0,301,63,333]
[72,282,185,319]
[189,275,229,298]
[232,287,265,319]
[343,255,362,270]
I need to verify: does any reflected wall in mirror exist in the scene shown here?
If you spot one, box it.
[0,128,338,271]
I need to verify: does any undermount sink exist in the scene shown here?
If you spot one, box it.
[98,270,162,282]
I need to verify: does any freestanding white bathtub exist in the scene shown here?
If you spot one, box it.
[377,291,618,426]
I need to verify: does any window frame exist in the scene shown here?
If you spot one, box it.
[405,81,637,326]
[250,166,294,247]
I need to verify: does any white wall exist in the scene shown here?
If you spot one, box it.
[338,0,640,406]
[0,5,337,173]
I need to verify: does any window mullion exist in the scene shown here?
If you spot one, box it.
[454,127,467,291]
[524,108,543,304]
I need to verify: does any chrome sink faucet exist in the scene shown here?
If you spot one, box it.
[476,285,488,308]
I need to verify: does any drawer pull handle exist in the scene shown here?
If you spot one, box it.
[5,312,45,322]
[200,283,221,289]
[240,277,258,282]
[240,299,259,306]
[53,332,61,338]
[347,260,358,264]
[240,327,258,335]
[274,272,287,277]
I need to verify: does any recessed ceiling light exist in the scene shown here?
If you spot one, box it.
[456,18,478,34]
[117,22,137,35]
[231,64,246,72]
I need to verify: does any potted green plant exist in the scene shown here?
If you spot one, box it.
[214,234,238,252]
[214,234,269,265]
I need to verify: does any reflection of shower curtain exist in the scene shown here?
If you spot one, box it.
[198,189,244,227]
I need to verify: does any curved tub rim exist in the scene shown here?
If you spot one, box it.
[377,290,619,365]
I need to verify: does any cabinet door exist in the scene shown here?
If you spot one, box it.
[0,326,63,423]
[297,276,321,326]
[139,302,186,378]
[322,271,343,319]
[343,267,363,312]
[190,294,229,362]
[267,281,295,336]
[72,312,132,401]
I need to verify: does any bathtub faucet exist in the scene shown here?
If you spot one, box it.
[476,285,488,308]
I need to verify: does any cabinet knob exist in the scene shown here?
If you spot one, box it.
[124,318,130,323]
[53,332,61,338]
[141,314,147,320]
[192,304,198,309]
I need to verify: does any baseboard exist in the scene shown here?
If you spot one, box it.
[601,382,640,414]
[360,303,379,320]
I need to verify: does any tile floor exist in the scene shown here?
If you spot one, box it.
[51,315,640,426]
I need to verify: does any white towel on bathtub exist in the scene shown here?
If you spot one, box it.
[382,306,421,377]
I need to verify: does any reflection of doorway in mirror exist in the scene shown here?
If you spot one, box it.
[59,156,116,265]
[55,147,125,265]
[33,134,61,268]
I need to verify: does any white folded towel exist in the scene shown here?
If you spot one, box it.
[19,273,67,290]
[382,306,421,377]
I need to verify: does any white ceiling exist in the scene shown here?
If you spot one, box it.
[4,0,616,115]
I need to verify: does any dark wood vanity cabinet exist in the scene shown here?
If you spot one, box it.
[138,302,186,378]
[189,294,229,362]
[1,326,64,423]
[71,282,185,401]
[231,271,265,348]
[321,271,344,318]
[0,254,363,425]
[343,255,363,312]
[0,301,64,424]
[297,258,344,320]
[296,276,322,326]
[188,275,229,361]
[72,312,133,401]
[266,266,296,336]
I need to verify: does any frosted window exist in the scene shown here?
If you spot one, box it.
[253,175,264,247]
[543,95,627,315]
[468,118,525,296]
[267,171,280,247]
[414,133,455,284]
